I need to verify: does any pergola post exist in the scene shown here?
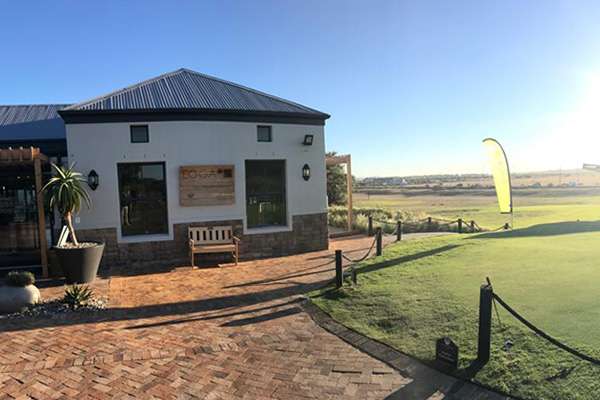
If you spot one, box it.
[326,154,353,232]
[346,156,353,231]
[34,156,49,277]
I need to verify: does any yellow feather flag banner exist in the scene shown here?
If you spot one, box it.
[483,138,513,214]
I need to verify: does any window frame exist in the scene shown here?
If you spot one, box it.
[130,125,149,143]
[245,159,287,229]
[116,161,169,237]
[256,125,272,143]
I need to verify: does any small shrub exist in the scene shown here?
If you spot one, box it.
[327,206,474,234]
[6,271,35,287]
[63,284,94,308]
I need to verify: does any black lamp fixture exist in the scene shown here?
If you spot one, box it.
[87,170,99,191]
[302,164,311,181]
[303,134,314,146]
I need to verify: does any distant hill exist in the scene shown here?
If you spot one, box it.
[357,169,600,189]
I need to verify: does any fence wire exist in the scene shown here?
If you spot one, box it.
[493,292,600,366]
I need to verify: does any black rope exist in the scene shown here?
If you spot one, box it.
[493,293,600,366]
[371,218,395,225]
[370,216,483,233]
[341,236,377,263]
[486,278,503,328]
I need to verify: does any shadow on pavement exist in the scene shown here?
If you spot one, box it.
[0,277,331,333]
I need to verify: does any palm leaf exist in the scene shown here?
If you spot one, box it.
[42,163,92,217]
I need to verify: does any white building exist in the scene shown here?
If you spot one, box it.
[0,69,330,274]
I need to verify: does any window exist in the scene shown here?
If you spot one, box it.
[257,126,272,142]
[130,125,149,143]
[117,162,168,236]
[245,160,286,228]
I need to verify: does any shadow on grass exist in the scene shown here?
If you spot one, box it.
[311,244,460,301]
[358,244,461,275]
[470,220,600,239]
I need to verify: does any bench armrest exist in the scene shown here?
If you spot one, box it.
[189,238,195,247]
[232,236,240,243]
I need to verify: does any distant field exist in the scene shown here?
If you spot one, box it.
[354,187,600,229]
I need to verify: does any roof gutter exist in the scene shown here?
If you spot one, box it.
[58,108,330,126]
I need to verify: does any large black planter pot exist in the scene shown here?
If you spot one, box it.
[54,242,105,284]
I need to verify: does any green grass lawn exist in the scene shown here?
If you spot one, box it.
[354,188,600,229]
[312,223,600,399]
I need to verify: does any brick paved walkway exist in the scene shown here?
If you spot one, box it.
[0,235,503,399]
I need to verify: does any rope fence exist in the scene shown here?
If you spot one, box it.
[368,215,486,236]
[341,235,378,263]
[473,279,600,370]
[492,291,600,366]
[334,227,389,288]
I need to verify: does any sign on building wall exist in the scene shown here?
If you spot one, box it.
[179,165,235,206]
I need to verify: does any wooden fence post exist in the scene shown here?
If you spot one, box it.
[470,220,475,232]
[477,284,493,364]
[335,250,343,288]
[427,217,432,231]
[458,218,463,234]
[376,227,382,256]
[396,220,402,241]
[368,216,373,237]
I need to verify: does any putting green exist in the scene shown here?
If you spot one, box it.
[312,221,600,399]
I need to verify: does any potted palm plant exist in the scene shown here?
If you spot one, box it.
[42,163,104,283]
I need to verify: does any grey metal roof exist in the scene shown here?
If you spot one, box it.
[0,104,70,141]
[0,104,69,127]
[63,68,329,119]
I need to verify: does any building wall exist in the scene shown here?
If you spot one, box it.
[65,119,328,270]
[77,212,328,275]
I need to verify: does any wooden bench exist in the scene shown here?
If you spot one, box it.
[189,226,240,267]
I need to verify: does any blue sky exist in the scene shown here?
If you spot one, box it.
[3,1,600,177]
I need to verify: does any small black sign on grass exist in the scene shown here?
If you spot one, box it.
[436,337,459,370]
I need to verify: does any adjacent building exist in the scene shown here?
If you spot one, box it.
[0,68,330,274]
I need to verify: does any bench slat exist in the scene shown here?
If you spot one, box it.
[191,244,236,253]
[189,226,233,245]
[189,225,239,266]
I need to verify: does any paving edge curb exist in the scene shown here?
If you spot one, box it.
[301,299,515,400]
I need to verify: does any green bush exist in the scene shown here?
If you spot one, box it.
[6,271,35,287]
[328,206,475,234]
[63,284,94,308]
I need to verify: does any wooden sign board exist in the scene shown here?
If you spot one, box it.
[179,165,235,206]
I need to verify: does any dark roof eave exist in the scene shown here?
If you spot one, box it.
[58,108,330,126]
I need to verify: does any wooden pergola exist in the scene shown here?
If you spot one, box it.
[326,154,353,231]
[0,147,49,277]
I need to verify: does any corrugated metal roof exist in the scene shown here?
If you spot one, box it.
[0,104,70,141]
[64,68,329,118]
[0,104,70,127]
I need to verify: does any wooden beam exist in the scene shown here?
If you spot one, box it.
[0,147,47,165]
[346,155,353,231]
[326,154,351,166]
[34,157,48,277]
[325,154,353,232]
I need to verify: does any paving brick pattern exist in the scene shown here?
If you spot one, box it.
[0,235,501,399]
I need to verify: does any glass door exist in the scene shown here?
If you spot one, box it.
[0,166,41,268]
